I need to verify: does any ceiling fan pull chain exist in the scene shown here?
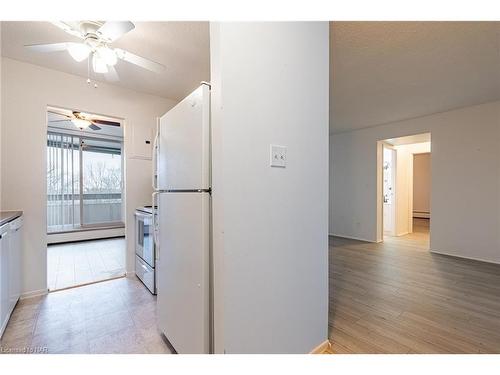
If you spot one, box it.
[86,54,98,89]
[87,57,91,85]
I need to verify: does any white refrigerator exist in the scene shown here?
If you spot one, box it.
[153,83,211,354]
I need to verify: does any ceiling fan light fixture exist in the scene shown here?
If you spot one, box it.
[97,46,118,66]
[71,118,91,129]
[67,43,91,62]
[92,53,109,74]
[26,21,166,82]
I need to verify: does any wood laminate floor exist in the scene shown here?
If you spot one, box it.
[47,238,126,291]
[0,277,171,354]
[329,219,500,353]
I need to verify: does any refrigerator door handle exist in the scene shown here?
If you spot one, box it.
[152,192,160,261]
[152,124,159,190]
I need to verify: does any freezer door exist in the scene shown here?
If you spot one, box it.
[156,192,210,353]
[157,84,210,191]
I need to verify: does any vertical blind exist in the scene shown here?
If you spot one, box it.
[47,132,79,232]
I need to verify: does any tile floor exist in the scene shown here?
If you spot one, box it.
[47,238,126,291]
[0,277,171,354]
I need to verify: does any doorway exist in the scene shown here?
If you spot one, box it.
[378,133,431,247]
[46,107,126,291]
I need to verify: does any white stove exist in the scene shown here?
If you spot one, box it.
[134,206,156,294]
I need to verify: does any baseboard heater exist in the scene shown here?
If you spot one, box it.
[413,210,430,219]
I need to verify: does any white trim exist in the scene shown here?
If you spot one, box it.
[20,288,48,300]
[329,233,377,243]
[430,249,500,265]
[310,339,331,354]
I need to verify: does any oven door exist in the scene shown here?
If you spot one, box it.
[136,255,155,294]
[135,211,154,267]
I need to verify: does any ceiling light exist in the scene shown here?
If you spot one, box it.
[67,43,91,62]
[71,118,91,129]
[92,53,108,74]
[97,46,118,66]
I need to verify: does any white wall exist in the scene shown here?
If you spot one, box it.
[0,24,2,212]
[413,153,431,216]
[210,22,329,353]
[330,100,500,264]
[0,58,177,295]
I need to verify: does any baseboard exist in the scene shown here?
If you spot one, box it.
[329,233,376,243]
[20,288,48,300]
[47,228,125,244]
[310,340,332,354]
[430,249,500,265]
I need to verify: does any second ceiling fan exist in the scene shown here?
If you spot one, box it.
[25,21,165,82]
[49,110,120,131]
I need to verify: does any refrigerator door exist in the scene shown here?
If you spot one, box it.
[157,84,210,191]
[156,192,210,354]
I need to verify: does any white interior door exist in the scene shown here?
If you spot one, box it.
[157,85,210,191]
[383,146,396,236]
[156,192,210,353]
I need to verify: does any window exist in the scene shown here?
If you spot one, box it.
[47,132,123,233]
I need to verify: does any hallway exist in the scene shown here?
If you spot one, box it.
[383,218,430,251]
[328,222,500,353]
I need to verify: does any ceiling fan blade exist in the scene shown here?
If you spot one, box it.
[89,124,102,131]
[25,42,71,53]
[47,110,72,118]
[97,21,135,42]
[115,48,165,73]
[92,119,121,127]
[48,119,72,123]
[104,65,120,82]
[50,21,85,39]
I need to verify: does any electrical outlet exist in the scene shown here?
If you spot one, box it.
[270,144,287,168]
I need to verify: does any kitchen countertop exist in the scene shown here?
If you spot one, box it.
[0,211,23,227]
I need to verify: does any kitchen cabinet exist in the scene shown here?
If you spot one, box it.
[0,215,23,338]
[9,218,22,313]
[0,223,10,337]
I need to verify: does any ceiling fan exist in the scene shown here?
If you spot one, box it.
[25,21,165,82]
[48,110,120,131]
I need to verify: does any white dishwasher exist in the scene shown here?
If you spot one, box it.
[0,214,23,338]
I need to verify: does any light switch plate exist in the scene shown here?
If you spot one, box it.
[270,144,287,168]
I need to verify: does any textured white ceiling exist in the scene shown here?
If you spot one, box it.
[331,22,500,133]
[1,21,210,101]
[4,22,499,130]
